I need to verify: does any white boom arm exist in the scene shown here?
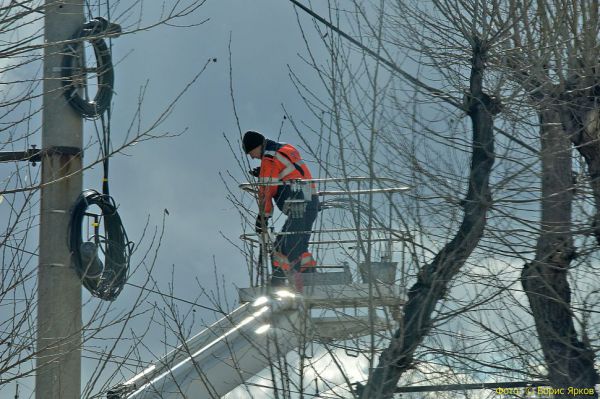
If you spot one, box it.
[107,290,305,399]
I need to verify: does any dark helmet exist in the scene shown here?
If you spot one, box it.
[243,131,265,154]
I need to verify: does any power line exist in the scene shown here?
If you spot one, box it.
[394,380,549,393]
[124,282,222,313]
[0,242,221,313]
[287,0,461,108]
[288,0,538,155]
[1,243,38,257]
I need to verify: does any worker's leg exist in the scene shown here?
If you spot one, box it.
[272,214,306,291]
[295,196,319,273]
[275,214,305,267]
[270,265,287,287]
[271,217,294,287]
[272,196,320,288]
[270,242,291,287]
[288,207,317,292]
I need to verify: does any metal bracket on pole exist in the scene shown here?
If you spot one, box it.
[0,145,82,166]
[0,145,41,165]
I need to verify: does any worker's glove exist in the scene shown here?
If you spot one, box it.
[255,215,270,234]
[249,166,261,177]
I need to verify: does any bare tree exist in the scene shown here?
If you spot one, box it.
[280,0,598,397]
[503,1,600,393]
[100,0,600,397]
[0,1,212,397]
[281,1,516,398]
[7,1,595,398]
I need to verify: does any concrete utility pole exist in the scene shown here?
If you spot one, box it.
[36,1,84,398]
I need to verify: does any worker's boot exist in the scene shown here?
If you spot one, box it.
[298,252,316,273]
[288,252,317,293]
[270,267,287,288]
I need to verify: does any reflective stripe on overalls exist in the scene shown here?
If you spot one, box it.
[298,251,316,272]
[272,252,291,271]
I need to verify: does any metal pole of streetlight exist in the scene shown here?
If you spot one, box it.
[36,1,84,398]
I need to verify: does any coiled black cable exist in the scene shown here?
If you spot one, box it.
[69,189,132,301]
[61,17,121,119]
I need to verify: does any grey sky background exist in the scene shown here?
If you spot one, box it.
[82,1,332,396]
[100,3,539,397]
[4,1,504,397]
[1,1,555,398]
[2,1,332,397]
[1,1,443,395]
[103,0,324,307]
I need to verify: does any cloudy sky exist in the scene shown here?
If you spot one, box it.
[2,0,334,397]
[90,0,333,309]
[91,1,379,396]
[89,0,331,391]
[2,2,441,396]
[1,1,547,398]
[106,0,323,293]
[89,0,347,397]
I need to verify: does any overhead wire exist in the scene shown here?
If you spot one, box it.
[101,0,113,196]
[124,282,222,313]
[2,238,220,312]
[287,0,538,155]
[7,0,218,309]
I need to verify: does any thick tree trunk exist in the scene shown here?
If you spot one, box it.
[521,108,598,398]
[562,100,600,246]
[358,39,496,399]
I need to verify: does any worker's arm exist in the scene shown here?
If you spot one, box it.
[257,155,280,217]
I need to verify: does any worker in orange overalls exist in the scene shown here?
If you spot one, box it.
[243,130,319,288]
